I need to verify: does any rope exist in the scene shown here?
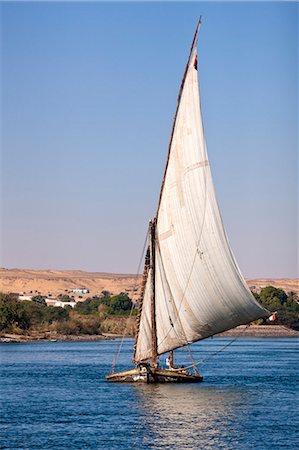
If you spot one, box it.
[171,324,250,372]
[110,230,149,374]
[154,240,200,376]
[186,343,200,375]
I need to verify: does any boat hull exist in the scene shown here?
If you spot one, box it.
[106,367,203,383]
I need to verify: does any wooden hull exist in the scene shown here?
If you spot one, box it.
[106,367,203,383]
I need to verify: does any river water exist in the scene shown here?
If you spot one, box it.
[0,338,298,449]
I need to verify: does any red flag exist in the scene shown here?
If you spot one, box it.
[268,312,277,322]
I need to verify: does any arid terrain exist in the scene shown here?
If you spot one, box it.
[0,268,141,299]
[0,268,298,298]
[246,278,298,294]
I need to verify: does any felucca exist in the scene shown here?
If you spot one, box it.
[107,19,269,383]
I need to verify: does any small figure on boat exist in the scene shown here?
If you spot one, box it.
[166,356,171,369]
[166,351,175,369]
[165,351,186,371]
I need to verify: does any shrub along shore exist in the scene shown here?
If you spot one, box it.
[0,286,298,343]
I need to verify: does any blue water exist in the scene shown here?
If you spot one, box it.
[0,338,298,449]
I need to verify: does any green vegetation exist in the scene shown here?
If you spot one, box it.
[56,315,102,335]
[57,294,73,302]
[1,286,297,337]
[254,287,299,330]
[74,292,134,315]
[0,291,136,337]
[31,295,47,306]
[0,293,68,332]
[0,293,30,331]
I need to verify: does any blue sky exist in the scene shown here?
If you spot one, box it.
[1,1,298,277]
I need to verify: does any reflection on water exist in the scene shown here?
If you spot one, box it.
[135,384,245,449]
[0,338,298,449]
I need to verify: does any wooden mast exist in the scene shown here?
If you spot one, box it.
[133,219,157,366]
[132,246,150,363]
[169,350,174,368]
[149,219,158,366]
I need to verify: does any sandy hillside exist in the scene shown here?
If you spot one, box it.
[0,268,298,298]
[0,268,142,299]
[246,278,299,295]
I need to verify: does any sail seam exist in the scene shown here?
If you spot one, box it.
[184,159,208,175]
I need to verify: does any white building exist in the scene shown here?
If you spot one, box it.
[45,299,76,308]
[18,295,33,301]
[72,288,89,294]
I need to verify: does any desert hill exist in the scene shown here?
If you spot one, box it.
[0,268,141,299]
[0,268,298,299]
[246,278,298,295]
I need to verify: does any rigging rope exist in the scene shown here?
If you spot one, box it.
[110,229,149,374]
[186,343,200,375]
[171,324,250,372]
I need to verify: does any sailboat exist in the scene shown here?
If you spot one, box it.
[107,19,269,383]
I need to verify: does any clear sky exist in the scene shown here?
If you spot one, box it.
[1,1,298,278]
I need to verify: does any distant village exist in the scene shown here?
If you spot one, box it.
[18,288,96,308]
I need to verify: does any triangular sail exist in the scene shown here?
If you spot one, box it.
[134,28,269,363]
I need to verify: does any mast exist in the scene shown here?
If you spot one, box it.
[133,246,150,363]
[156,17,201,219]
[149,219,158,366]
[133,219,157,365]
[169,350,174,368]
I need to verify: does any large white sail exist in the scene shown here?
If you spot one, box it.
[134,44,269,362]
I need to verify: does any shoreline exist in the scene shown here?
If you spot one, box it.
[217,325,299,338]
[1,325,298,343]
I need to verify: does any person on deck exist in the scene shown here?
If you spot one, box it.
[166,356,170,369]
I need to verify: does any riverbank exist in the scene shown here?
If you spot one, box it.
[0,332,110,343]
[1,325,298,343]
[217,325,299,338]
